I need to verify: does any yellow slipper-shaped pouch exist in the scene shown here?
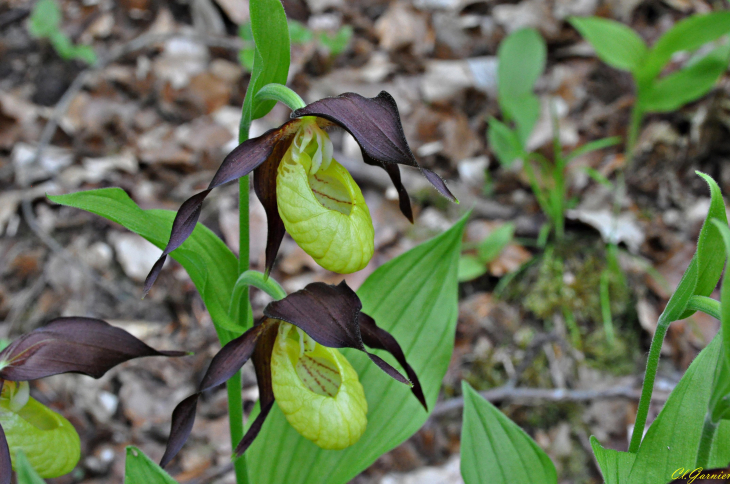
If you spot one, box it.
[276,121,374,274]
[0,382,80,477]
[270,323,368,449]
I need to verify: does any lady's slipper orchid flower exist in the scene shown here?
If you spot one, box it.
[159,281,426,467]
[143,92,457,294]
[0,317,185,483]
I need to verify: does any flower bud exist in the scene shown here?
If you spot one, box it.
[270,323,368,450]
[0,382,80,477]
[277,121,374,274]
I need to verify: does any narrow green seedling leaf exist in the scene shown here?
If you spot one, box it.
[28,0,61,38]
[566,136,622,162]
[477,223,514,263]
[569,16,648,73]
[496,28,546,144]
[288,20,314,44]
[678,172,728,319]
[458,255,488,282]
[639,43,730,113]
[317,26,353,55]
[248,213,468,484]
[590,436,636,484]
[638,11,730,85]
[628,336,730,483]
[15,451,45,484]
[582,166,613,188]
[460,381,557,484]
[488,117,524,167]
[124,446,178,484]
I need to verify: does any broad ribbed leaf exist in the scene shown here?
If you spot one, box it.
[488,117,524,167]
[640,43,730,113]
[293,92,457,202]
[0,317,184,381]
[125,446,178,484]
[639,11,730,85]
[15,450,44,484]
[570,16,647,73]
[48,188,241,333]
[247,213,467,484]
[590,436,636,484]
[460,381,557,484]
[628,336,730,483]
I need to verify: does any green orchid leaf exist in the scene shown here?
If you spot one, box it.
[28,0,61,38]
[628,336,730,483]
[569,16,648,74]
[15,450,45,484]
[288,20,314,44]
[566,136,622,163]
[1,397,80,478]
[709,220,730,422]
[458,255,488,282]
[677,173,728,320]
[497,28,545,144]
[638,11,730,85]
[477,223,515,264]
[639,43,730,113]
[48,188,240,333]
[497,28,546,104]
[317,26,353,55]
[247,213,468,484]
[591,436,636,484]
[124,446,178,484]
[244,0,290,125]
[488,117,524,167]
[460,381,557,484]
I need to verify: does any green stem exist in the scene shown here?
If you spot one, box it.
[695,413,718,469]
[231,271,287,308]
[626,105,643,167]
[217,101,255,484]
[629,317,669,452]
[687,295,721,321]
[255,83,306,111]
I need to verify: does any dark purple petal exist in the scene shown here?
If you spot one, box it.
[0,317,185,382]
[161,320,271,465]
[234,320,278,457]
[263,281,409,385]
[143,120,301,295]
[160,393,199,468]
[359,313,427,410]
[198,324,266,391]
[292,91,456,202]
[0,425,10,484]
[421,167,457,203]
[363,159,413,223]
[264,281,362,348]
[253,137,295,276]
[234,400,275,457]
